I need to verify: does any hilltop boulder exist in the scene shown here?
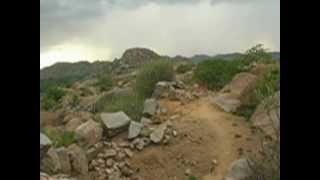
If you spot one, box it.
[120,48,160,68]
[212,72,258,112]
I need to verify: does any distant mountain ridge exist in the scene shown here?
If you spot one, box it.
[190,52,280,64]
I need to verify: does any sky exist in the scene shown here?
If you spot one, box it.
[40,0,280,69]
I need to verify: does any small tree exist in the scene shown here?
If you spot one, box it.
[243,44,273,64]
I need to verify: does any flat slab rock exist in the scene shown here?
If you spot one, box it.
[100,112,131,129]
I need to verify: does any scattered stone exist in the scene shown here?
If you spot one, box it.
[169,114,180,120]
[128,121,144,139]
[139,127,153,137]
[185,169,191,176]
[124,148,134,158]
[234,134,242,138]
[116,151,126,161]
[163,135,171,145]
[108,171,122,180]
[140,117,152,126]
[132,138,145,151]
[119,142,130,148]
[40,133,52,160]
[106,159,114,167]
[75,119,103,149]
[212,159,218,165]
[104,149,117,158]
[143,98,158,117]
[150,124,167,143]
[224,158,253,180]
[121,166,134,177]
[172,130,178,137]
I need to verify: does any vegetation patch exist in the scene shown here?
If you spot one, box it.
[95,92,144,121]
[41,87,66,111]
[176,63,194,74]
[41,127,76,148]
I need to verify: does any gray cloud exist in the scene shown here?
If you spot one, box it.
[40,0,280,68]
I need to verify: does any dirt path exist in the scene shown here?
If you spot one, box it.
[129,95,260,180]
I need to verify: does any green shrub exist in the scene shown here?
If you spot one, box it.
[194,59,241,90]
[135,59,174,98]
[95,92,144,121]
[187,176,197,180]
[41,87,66,111]
[41,127,76,148]
[94,74,113,92]
[176,63,194,74]
[234,63,280,120]
[243,44,273,64]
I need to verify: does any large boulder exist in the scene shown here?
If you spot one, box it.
[40,133,52,160]
[224,158,253,180]
[152,81,171,99]
[100,112,131,136]
[40,172,77,180]
[128,121,144,139]
[251,91,280,139]
[212,72,258,112]
[143,98,158,117]
[67,144,89,179]
[65,118,84,132]
[55,147,72,174]
[40,148,62,174]
[75,119,103,149]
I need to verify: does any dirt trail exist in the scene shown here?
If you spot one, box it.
[129,95,260,180]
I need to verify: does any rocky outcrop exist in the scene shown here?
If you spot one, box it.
[251,91,280,139]
[40,172,77,180]
[120,48,160,68]
[75,119,103,149]
[41,148,62,174]
[212,72,258,112]
[67,144,89,180]
[100,112,131,137]
[56,147,72,174]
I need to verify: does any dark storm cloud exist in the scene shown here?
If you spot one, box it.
[40,0,280,68]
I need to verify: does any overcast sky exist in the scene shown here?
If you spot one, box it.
[40,0,280,69]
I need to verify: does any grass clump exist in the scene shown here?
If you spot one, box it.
[95,92,144,121]
[94,73,113,92]
[41,86,66,111]
[41,127,76,148]
[135,59,174,98]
